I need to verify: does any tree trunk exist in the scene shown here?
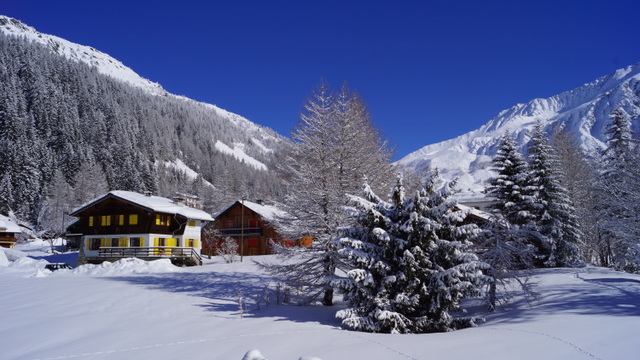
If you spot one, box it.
[322,288,333,306]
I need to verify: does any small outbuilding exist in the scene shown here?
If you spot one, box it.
[204,200,297,257]
[0,214,21,249]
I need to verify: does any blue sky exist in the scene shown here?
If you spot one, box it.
[4,0,640,159]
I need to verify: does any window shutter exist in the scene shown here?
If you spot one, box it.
[129,214,138,225]
[119,215,124,226]
[89,216,94,227]
[86,238,91,249]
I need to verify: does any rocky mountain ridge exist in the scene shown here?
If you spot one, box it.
[398,62,640,195]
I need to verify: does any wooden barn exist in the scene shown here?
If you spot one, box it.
[69,191,213,266]
[0,215,21,249]
[204,200,298,257]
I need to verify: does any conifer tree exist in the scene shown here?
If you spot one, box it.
[486,132,546,267]
[527,122,583,267]
[267,81,394,306]
[551,129,599,264]
[335,174,488,333]
[596,108,640,272]
[487,132,536,226]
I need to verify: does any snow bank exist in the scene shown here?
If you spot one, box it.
[68,258,182,276]
[241,349,323,360]
[0,248,8,266]
[0,252,181,277]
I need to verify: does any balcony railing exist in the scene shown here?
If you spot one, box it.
[219,227,263,236]
[95,246,202,266]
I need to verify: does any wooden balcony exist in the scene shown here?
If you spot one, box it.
[89,246,202,266]
[219,227,263,236]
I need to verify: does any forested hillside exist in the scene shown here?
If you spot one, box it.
[0,32,289,231]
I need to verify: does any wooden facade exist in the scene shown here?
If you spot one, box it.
[203,200,285,257]
[0,216,21,249]
[70,191,213,266]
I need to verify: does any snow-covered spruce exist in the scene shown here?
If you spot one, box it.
[595,108,640,273]
[526,122,583,267]
[334,173,490,333]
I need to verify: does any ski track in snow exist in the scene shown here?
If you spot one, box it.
[342,332,420,360]
[32,329,326,360]
[31,327,421,360]
[487,327,602,360]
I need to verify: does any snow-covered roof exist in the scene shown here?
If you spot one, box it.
[70,191,214,221]
[215,200,286,222]
[0,215,21,233]
[454,203,492,222]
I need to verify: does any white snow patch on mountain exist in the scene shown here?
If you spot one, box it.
[158,159,214,187]
[251,138,274,153]
[215,140,268,171]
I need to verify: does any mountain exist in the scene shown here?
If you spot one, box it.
[0,15,290,223]
[0,14,286,173]
[397,62,640,196]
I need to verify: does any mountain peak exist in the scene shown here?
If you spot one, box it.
[0,15,166,95]
[398,62,640,195]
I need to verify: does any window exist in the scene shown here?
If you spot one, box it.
[118,215,124,226]
[155,214,171,226]
[130,237,142,247]
[248,219,258,228]
[88,216,94,227]
[87,238,101,250]
[155,237,166,247]
[110,238,120,247]
[129,214,138,225]
[188,220,196,227]
[100,215,111,226]
[186,238,198,247]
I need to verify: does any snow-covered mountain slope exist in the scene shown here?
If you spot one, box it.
[398,63,640,195]
[0,15,284,159]
[0,16,165,96]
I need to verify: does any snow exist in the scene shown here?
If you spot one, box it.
[71,190,214,221]
[0,214,21,233]
[397,62,640,195]
[215,140,268,171]
[159,159,215,188]
[1,241,639,360]
[241,200,287,222]
[0,15,165,96]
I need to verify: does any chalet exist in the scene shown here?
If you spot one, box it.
[69,191,213,266]
[203,200,301,257]
[0,215,21,249]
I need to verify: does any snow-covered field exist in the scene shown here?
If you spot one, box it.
[1,240,639,360]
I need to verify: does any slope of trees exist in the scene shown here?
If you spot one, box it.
[0,32,288,230]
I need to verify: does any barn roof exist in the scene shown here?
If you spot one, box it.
[215,200,286,222]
